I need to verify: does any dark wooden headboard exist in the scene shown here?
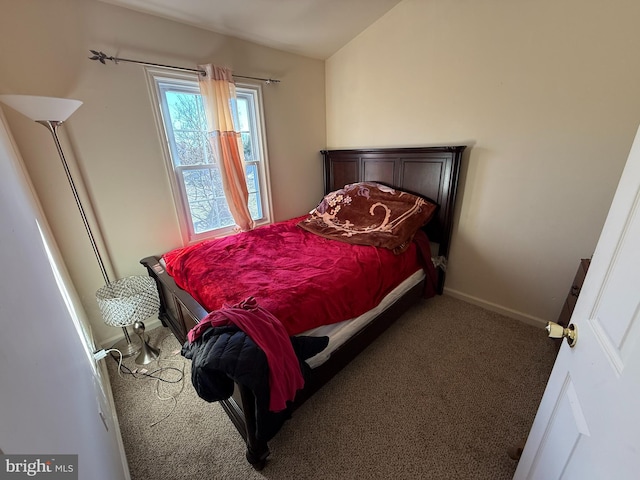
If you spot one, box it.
[321,146,465,293]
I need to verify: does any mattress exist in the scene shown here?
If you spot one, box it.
[159,252,426,369]
[302,269,425,368]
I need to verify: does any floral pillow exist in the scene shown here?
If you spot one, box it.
[298,182,437,253]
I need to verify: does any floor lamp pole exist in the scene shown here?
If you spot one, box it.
[38,121,138,354]
[39,121,111,284]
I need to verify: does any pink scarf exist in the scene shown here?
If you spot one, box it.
[187,297,304,412]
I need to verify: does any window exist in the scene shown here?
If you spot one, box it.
[146,68,272,242]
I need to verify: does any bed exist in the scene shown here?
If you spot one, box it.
[140,145,465,468]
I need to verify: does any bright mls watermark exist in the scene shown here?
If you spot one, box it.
[0,455,77,479]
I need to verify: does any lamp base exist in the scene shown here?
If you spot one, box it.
[135,339,160,365]
[111,335,142,358]
[132,321,160,365]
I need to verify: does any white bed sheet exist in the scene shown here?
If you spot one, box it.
[301,269,425,368]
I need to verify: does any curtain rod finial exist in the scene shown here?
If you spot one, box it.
[88,50,112,65]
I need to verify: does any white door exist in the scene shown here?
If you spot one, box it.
[513,126,640,480]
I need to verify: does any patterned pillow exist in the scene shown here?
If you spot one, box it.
[298,182,437,253]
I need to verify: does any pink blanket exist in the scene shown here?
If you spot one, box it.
[163,217,436,336]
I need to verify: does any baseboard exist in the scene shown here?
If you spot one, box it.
[97,360,131,480]
[443,287,548,328]
[98,318,163,349]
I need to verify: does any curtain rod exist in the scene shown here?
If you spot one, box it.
[88,50,280,84]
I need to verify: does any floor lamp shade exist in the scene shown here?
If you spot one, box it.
[97,276,160,328]
[0,95,82,122]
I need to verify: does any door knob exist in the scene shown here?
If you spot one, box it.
[546,321,578,347]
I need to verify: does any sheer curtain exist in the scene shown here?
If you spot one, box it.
[198,64,254,232]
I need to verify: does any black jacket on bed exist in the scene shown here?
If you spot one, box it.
[181,324,329,441]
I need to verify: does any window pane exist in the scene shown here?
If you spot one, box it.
[181,168,234,233]
[174,131,208,165]
[245,163,262,219]
[164,90,211,167]
[240,131,254,161]
[236,97,250,131]
[165,91,206,132]
[237,95,256,161]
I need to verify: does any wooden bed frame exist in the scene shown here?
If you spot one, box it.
[140,145,465,469]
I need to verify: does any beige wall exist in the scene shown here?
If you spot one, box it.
[326,0,640,324]
[0,0,326,344]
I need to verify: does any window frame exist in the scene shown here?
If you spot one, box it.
[145,67,273,244]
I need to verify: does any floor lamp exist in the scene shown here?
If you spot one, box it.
[0,94,159,358]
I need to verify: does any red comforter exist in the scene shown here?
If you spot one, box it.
[163,217,436,336]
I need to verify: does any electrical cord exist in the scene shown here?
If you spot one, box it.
[111,358,184,382]
[149,333,186,427]
[99,348,124,376]
[108,331,187,427]
[107,334,183,382]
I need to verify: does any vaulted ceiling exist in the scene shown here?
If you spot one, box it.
[97,0,402,59]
